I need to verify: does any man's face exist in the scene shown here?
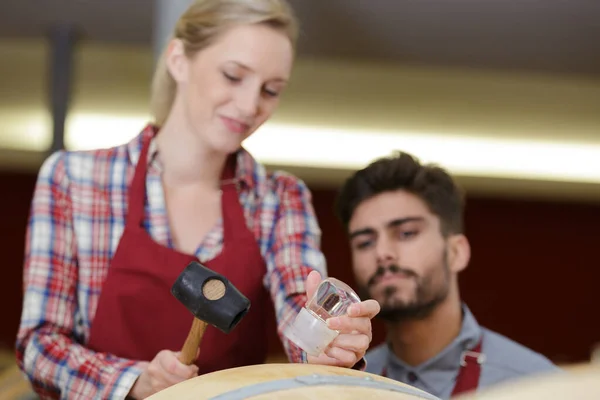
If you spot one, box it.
[348,190,453,322]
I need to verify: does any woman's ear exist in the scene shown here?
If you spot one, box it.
[165,38,189,83]
[447,234,471,273]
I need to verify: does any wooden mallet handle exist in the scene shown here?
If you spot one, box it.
[177,278,226,365]
[178,318,208,365]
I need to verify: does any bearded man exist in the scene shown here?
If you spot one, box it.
[334,151,559,399]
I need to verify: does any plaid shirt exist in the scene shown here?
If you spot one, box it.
[15,126,328,399]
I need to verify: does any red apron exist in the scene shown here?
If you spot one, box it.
[382,338,484,398]
[87,127,271,374]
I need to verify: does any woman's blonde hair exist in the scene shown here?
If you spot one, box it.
[150,0,299,126]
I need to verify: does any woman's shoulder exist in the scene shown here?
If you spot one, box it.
[35,136,136,189]
[268,169,311,194]
[237,148,313,203]
[237,149,323,241]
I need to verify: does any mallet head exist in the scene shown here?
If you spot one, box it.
[171,261,251,334]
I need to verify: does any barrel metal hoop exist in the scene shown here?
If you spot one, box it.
[209,373,441,400]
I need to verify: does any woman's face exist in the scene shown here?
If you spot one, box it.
[167,23,294,154]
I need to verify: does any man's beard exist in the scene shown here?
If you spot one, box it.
[358,257,450,323]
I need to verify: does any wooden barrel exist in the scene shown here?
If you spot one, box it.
[0,365,36,400]
[455,363,600,400]
[147,363,440,400]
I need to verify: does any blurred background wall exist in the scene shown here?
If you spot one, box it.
[1,0,599,375]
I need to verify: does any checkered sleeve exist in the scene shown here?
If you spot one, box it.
[263,173,328,364]
[15,152,146,399]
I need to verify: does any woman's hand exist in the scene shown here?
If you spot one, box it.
[304,271,380,368]
[129,350,198,399]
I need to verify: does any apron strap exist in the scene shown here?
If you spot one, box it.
[220,152,245,244]
[450,336,485,396]
[127,128,154,227]
[379,335,485,397]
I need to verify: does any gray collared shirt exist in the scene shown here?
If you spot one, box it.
[365,304,561,399]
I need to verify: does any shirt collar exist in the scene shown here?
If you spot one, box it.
[386,303,483,394]
[126,123,256,189]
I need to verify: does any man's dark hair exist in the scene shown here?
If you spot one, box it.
[335,151,465,236]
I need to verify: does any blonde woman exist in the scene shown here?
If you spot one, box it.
[15,1,380,399]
